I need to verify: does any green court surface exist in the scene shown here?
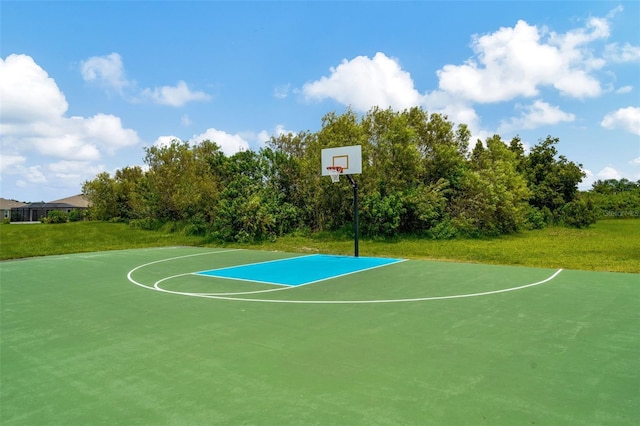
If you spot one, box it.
[1,247,638,425]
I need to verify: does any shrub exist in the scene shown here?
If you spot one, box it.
[561,199,597,228]
[44,210,68,224]
[360,192,404,237]
[68,209,85,222]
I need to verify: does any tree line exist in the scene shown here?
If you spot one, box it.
[83,107,626,242]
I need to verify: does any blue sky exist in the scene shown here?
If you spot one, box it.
[1,1,639,202]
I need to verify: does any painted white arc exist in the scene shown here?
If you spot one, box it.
[126,250,564,305]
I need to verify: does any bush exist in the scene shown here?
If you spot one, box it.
[561,199,597,228]
[44,210,68,224]
[68,209,85,222]
[425,219,457,240]
[183,214,209,236]
[525,206,548,230]
[360,192,404,237]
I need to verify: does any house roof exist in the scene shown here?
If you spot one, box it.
[0,198,27,210]
[18,202,78,209]
[48,194,90,208]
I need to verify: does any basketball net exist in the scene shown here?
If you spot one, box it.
[327,166,343,183]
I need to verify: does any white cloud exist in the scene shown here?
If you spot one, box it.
[24,166,48,184]
[437,17,606,103]
[140,80,210,107]
[192,128,250,156]
[81,53,210,107]
[0,54,68,122]
[181,114,192,126]
[0,154,26,174]
[604,42,640,63]
[601,107,640,135]
[579,168,594,190]
[155,125,294,157]
[7,164,48,186]
[274,124,295,137]
[80,114,140,153]
[48,160,104,181]
[299,7,624,142]
[80,52,131,93]
[153,136,182,148]
[0,54,141,198]
[240,125,297,150]
[615,85,633,94]
[630,157,640,166]
[302,52,423,111]
[596,166,622,180]
[499,100,575,133]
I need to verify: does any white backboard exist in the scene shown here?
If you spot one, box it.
[321,145,362,175]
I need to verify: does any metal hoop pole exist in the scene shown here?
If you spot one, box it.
[346,174,359,257]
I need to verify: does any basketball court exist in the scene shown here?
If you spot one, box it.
[1,144,638,424]
[2,246,638,424]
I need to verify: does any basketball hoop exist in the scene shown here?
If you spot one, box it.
[326,166,343,183]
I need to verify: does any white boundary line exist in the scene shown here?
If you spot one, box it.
[155,273,295,296]
[127,249,241,291]
[194,255,407,288]
[193,253,317,275]
[127,250,564,304]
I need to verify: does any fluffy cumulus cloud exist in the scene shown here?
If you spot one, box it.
[300,8,635,142]
[1,54,68,122]
[191,129,250,156]
[140,81,211,106]
[302,52,424,111]
[80,52,130,94]
[154,125,295,157]
[81,53,210,107]
[153,135,182,148]
[601,107,640,135]
[499,100,575,133]
[437,17,608,103]
[0,54,139,197]
[597,166,623,180]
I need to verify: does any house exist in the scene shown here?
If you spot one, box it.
[50,194,90,208]
[10,194,89,222]
[0,198,27,221]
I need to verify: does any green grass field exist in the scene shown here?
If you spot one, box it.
[1,246,638,425]
[1,219,639,272]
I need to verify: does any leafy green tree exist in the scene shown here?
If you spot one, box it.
[361,107,421,196]
[452,135,530,235]
[583,178,640,218]
[213,150,275,242]
[143,140,223,223]
[408,110,470,201]
[400,180,449,236]
[113,166,145,220]
[82,172,118,220]
[523,136,584,221]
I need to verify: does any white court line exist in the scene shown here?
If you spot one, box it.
[194,256,407,288]
[155,273,295,296]
[127,250,564,304]
[127,249,241,291]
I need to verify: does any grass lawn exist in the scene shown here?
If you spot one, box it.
[233,219,640,273]
[1,219,638,273]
